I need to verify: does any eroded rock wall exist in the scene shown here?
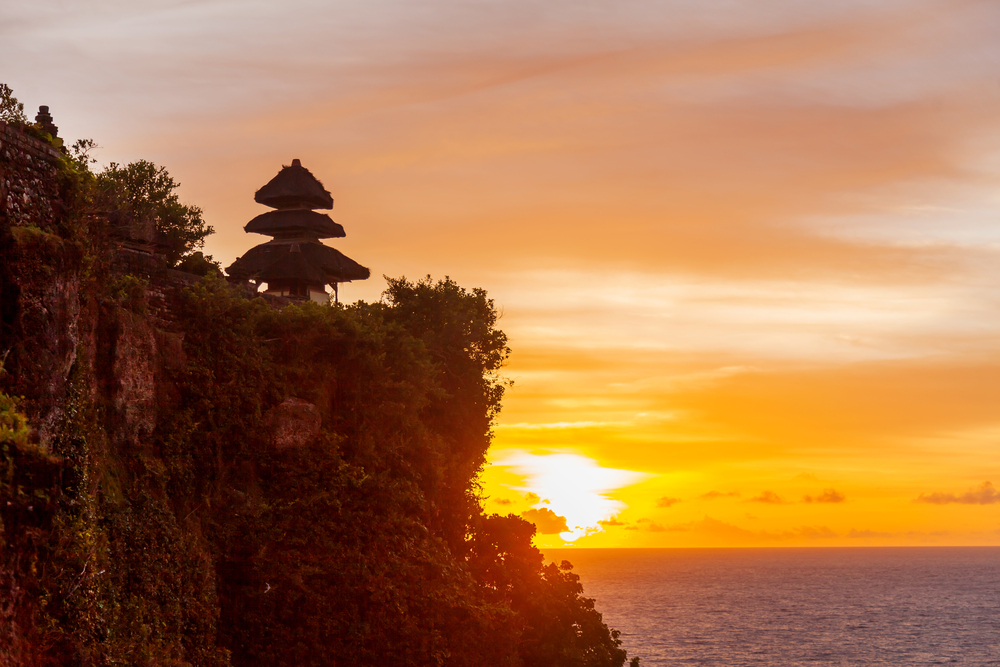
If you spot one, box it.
[0,123,224,667]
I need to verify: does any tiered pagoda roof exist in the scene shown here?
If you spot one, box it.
[255,161,334,209]
[226,159,369,301]
[230,241,369,284]
[244,209,345,239]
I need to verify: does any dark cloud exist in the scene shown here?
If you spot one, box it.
[598,518,627,527]
[493,498,513,505]
[636,517,651,523]
[803,488,846,503]
[656,496,681,508]
[646,522,667,532]
[749,490,786,504]
[624,526,639,531]
[916,481,999,505]
[520,508,569,534]
[700,491,740,500]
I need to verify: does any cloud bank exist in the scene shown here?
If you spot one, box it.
[916,481,999,505]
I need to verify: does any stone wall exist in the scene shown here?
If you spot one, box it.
[0,122,63,231]
[0,121,292,443]
[0,121,79,445]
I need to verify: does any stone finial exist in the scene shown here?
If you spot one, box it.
[291,158,301,167]
[35,105,58,137]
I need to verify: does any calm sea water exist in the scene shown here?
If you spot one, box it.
[543,548,1000,666]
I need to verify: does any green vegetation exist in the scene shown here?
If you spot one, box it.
[1,276,637,665]
[164,275,635,666]
[0,84,27,125]
[0,82,637,665]
[97,160,216,267]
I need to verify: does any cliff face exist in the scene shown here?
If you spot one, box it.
[1,124,227,665]
[0,124,635,667]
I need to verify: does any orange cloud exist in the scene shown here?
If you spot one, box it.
[10,0,1000,547]
[520,508,569,535]
[598,518,627,527]
[915,481,1000,505]
[803,489,847,504]
[749,491,787,505]
[701,491,740,500]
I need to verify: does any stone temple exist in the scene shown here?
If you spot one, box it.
[226,160,369,303]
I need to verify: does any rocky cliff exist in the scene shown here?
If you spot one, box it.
[0,122,636,667]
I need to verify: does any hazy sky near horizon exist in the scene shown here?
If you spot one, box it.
[6,0,1000,547]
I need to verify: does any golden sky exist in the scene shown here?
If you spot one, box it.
[7,0,1000,547]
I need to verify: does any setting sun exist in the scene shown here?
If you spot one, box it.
[7,0,998,552]
[6,1,1000,664]
[488,450,651,541]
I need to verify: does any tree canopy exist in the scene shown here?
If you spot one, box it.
[0,83,27,125]
[97,160,214,266]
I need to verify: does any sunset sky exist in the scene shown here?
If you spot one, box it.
[6,0,999,548]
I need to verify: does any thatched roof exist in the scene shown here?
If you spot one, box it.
[255,246,330,284]
[226,239,371,284]
[244,209,346,239]
[255,159,334,210]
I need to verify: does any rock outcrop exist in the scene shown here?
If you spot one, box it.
[265,397,321,449]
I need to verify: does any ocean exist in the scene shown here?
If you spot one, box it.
[543,548,1000,666]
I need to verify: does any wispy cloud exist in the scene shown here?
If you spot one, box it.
[803,488,846,503]
[916,481,1000,505]
[749,491,787,504]
[495,421,627,429]
[701,491,740,500]
[10,0,1000,547]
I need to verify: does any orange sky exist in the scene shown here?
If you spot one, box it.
[7,0,999,547]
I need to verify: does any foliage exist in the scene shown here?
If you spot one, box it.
[107,273,149,313]
[149,277,633,666]
[382,275,512,549]
[175,251,222,277]
[518,561,631,667]
[68,139,99,172]
[0,119,637,663]
[97,160,213,266]
[1,83,27,125]
[0,393,29,449]
[0,367,72,665]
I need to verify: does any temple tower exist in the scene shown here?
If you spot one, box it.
[226,159,370,303]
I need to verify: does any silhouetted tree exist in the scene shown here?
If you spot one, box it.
[98,160,213,266]
[0,84,27,125]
